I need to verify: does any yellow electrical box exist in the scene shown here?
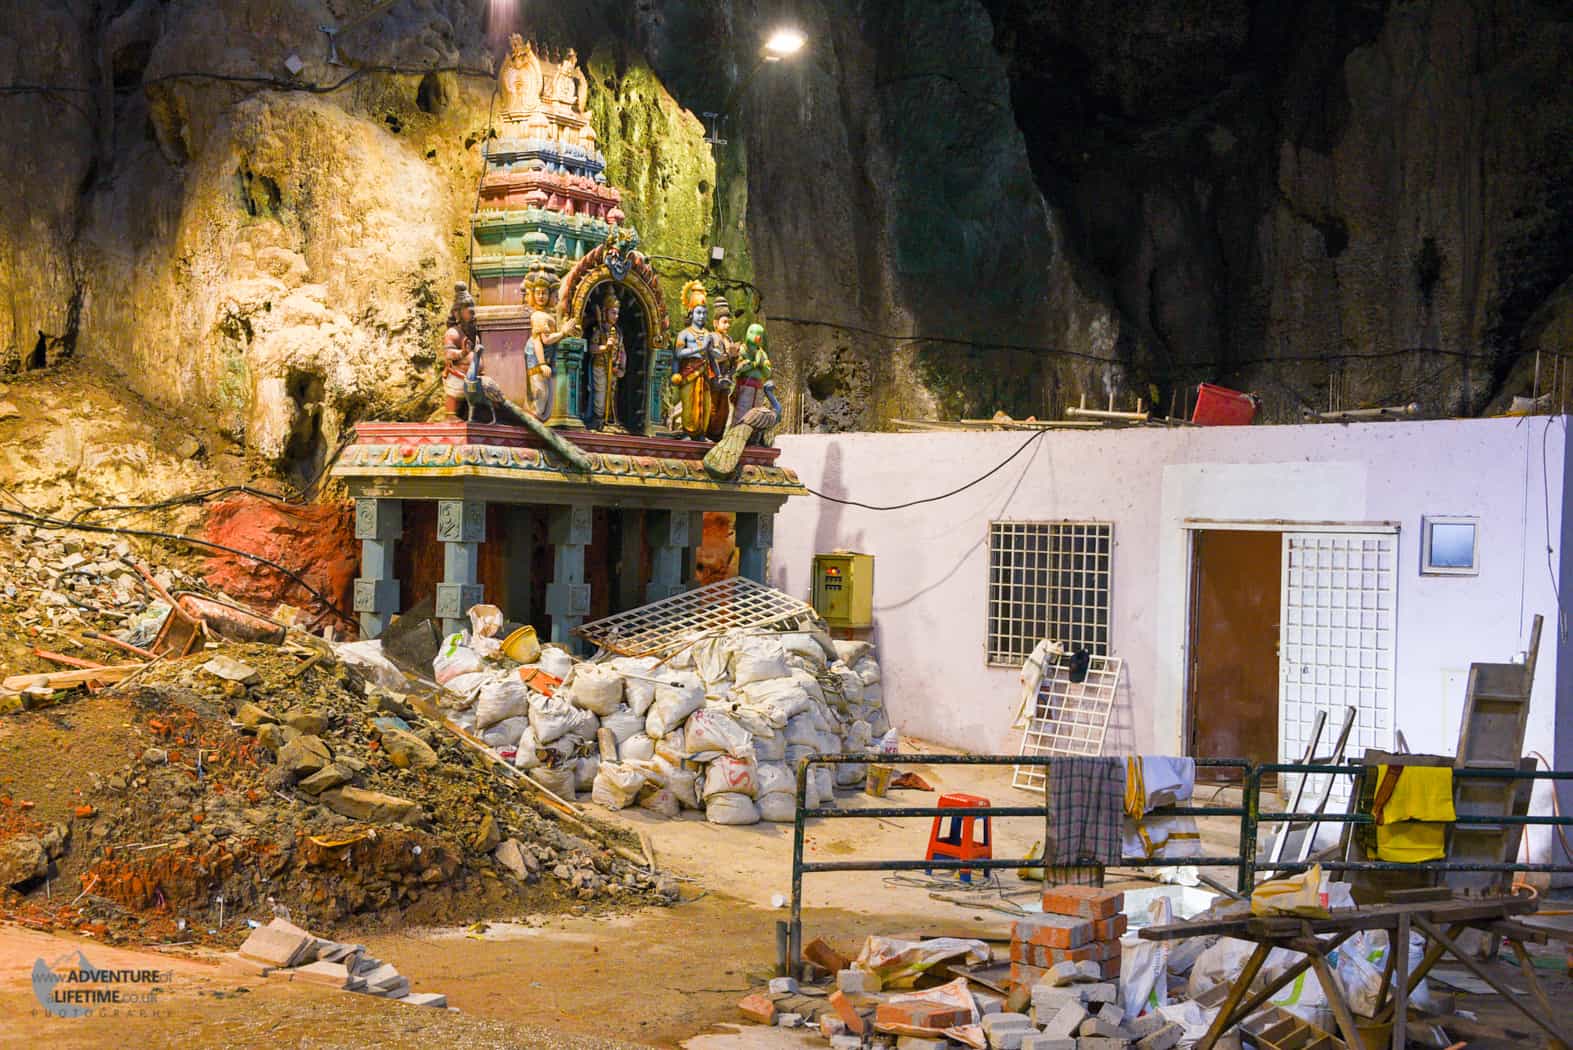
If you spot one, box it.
[812,550,874,628]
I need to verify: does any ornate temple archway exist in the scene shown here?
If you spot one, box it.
[560,236,670,435]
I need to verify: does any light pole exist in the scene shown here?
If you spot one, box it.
[703,25,809,146]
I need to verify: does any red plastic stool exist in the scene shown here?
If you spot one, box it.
[925,793,992,883]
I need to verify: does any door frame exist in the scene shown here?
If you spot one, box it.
[1180,519,1401,765]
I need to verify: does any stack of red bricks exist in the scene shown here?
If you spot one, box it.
[1009,884,1126,995]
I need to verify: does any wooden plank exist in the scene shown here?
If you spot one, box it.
[1411,915,1573,1046]
[1509,939,1569,1050]
[3,663,146,691]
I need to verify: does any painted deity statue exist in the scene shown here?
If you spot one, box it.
[523,267,579,419]
[671,280,727,440]
[707,295,739,440]
[442,282,480,420]
[586,286,627,430]
[731,321,773,422]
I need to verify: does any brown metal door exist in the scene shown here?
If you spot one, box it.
[1188,529,1282,766]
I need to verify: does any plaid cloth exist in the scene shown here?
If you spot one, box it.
[1045,756,1125,866]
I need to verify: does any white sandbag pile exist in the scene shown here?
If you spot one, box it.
[431,610,890,828]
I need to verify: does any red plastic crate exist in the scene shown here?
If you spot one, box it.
[1192,383,1258,426]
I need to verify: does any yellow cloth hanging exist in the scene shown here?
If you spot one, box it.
[1373,765,1455,863]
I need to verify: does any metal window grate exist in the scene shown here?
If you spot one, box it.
[1012,654,1123,790]
[988,521,1112,666]
[1279,532,1398,804]
[574,576,819,658]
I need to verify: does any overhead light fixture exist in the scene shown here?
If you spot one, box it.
[762,27,806,61]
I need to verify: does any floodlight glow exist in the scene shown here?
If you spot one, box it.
[762,27,806,60]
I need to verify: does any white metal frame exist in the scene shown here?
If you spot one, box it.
[986,520,1113,667]
[574,576,819,657]
[1012,653,1124,791]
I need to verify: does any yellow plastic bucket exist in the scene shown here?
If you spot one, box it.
[501,625,540,664]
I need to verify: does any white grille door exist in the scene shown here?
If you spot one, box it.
[1279,532,1397,798]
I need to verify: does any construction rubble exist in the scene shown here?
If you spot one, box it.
[234,915,448,1008]
[433,602,893,825]
[0,525,674,946]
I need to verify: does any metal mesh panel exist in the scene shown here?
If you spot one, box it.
[574,576,819,658]
[988,521,1112,666]
[1012,655,1123,790]
[1280,532,1397,803]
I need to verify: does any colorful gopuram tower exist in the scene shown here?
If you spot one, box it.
[471,36,670,432]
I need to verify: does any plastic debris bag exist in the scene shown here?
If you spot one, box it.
[1121,895,1172,1020]
[778,632,827,668]
[619,733,656,762]
[646,672,705,738]
[855,940,990,990]
[468,603,504,639]
[528,695,581,744]
[832,639,873,665]
[538,646,574,680]
[600,706,645,745]
[667,768,701,809]
[853,657,881,686]
[512,727,543,769]
[1252,863,1328,917]
[531,763,577,798]
[574,754,601,791]
[753,729,786,762]
[590,762,647,810]
[610,656,662,715]
[684,708,755,759]
[812,766,835,803]
[440,671,488,709]
[758,792,796,822]
[475,677,533,729]
[481,715,529,749]
[434,633,485,684]
[731,636,789,685]
[755,762,795,798]
[334,640,408,692]
[566,663,624,716]
[704,791,760,825]
[638,786,681,818]
[703,755,759,798]
[691,635,733,684]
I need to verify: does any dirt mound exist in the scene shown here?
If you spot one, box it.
[2,637,673,946]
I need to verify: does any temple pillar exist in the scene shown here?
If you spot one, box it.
[436,499,486,637]
[548,336,587,428]
[646,509,702,603]
[735,511,774,584]
[352,498,401,639]
[546,504,592,648]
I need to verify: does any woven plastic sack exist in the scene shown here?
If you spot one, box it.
[812,766,834,803]
[538,646,574,680]
[574,754,601,791]
[832,639,873,665]
[684,708,755,759]
[758,793,796,822]
[778,632,827,668]
[646,672,705,738]
[619,733,656,762]
[468,603,504,639]
[691,635,733,684]
[753,730,786,762]
[567,663,624,716]
[609,656,661,715]
[731,636,789,686]
[590,762,646,810]
[703,755,759,799]
[481,715,528,749]
[475,677,533,729]
[668,768,701,809]
[528,695,580,744]
[755,762,794,798]
[512,727,543,769]
[853,657,881,686]
[531,764,576,798]
[434,633,486,684]
[638,786,681,818]
[704,792,760,825]
[600,706,645,745]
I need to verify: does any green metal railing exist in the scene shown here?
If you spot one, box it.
[785,754,1573,977]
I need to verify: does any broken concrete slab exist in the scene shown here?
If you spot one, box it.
[983,1011,1037,1049]
[1124,1012,1165,1039]
[289,960,352,988]
[493,837,531,880]
[203,655,260,685]
[769,976,799,995]
[318,786,425,825]
[277,734,332,780]
[237,919,316,968]
[296,762,352,795]
[1133,1022,1183,1050]
[1039,1001,1088,1040]
[283,708,329,735]
[235,701,277,729]
[396,992,448,1008]
[0,835,48,888]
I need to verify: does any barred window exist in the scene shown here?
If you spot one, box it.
[987,521,1112,665]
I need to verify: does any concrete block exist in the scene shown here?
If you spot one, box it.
[1040,1001,1088,1039]
[983,1012,1038,1049]
[237,918,317,968]
[769,976,799,995]
[397,992,448,1008]
[1133,1023,1183,1050]
[1079,1018,1129,1039]
[1095,1003,1125,1027]
[288,960,350,988]
[1043,960,1082,986]
[1124,1013,1165,1039]
[838,968,879,994]
[820,1014,848,1039]
[1080,983,1119,1004]
[1078,1038,1131,1050]
[777,1013,803,1027]
[1031,985,1082,1012]
[1023,1039,1077,1050]
[831,1037,864,1050]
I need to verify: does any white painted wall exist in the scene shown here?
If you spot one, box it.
[771,418,1570,856]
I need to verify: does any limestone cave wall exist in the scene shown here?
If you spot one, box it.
[0,0,1568,457]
